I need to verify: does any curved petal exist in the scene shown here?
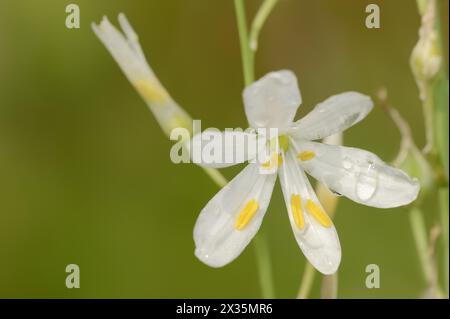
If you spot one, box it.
[278,150,341,275]
[92,14,191,135]
[194,164,277,267]
[243,70,302,131]
[191,130,264,168]
[92,14,154,83]
[289,92,373,140]
[293,140,420,208]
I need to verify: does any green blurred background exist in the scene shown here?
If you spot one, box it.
[0,0,448,298]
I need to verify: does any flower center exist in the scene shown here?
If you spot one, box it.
[261,135,289,170]
[269,135,289,153]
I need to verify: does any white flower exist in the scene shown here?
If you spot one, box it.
[193,70,420,274]
[91,14,420,275]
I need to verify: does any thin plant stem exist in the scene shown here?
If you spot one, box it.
[411,0,449,297]
[438,188,449,295]
[234,0,254,86]
[409,207,434,285]
[431,1,449,296]
[297,262,316,299]
[233,0,277,298]
[253,234,275,298]
[202,167,228,188]
[422,89,435,154]
[249,0,279,52]
[321,273,338,299]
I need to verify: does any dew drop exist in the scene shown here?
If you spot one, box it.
[355,161,378,202]
[343,158,353,170]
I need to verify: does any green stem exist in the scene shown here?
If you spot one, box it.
[423,88,435,154]
[297,262,316,299]
[234,0,254,86]
[433,70,449,178]
[321,274,338,299]
[233,0,276,298]
[411,0,448,298]
[409,207,434,285]
[423,0,448,297]
[253,234,275,298]
[438,188,449,296]
[249,0,279,53]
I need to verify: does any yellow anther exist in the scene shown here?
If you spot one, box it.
[298,150,316,161]
[306,199,332,228]
[262,153,283,169]
[235,199,259,230]
[291,194,305,229]
[134,79,169,103]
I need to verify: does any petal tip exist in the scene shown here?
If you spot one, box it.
[194,247,227,268]
[403,178,421,205]
[313,252,341,275]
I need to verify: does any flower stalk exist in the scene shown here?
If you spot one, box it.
[234,0,254,86]
[380,87,445,297]
[233,0,279,298]
[410,0,449,297]
[409,207,435,286]
[297,262,316,299]
[249,0,279,52]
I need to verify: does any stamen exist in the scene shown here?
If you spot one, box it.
[261,153,283,169]
[269,135,290,152]
[298,150,315,161]
[235,199,259,230]
[290,194,305,229]
[306,199,332,227]
[134,79,169,103]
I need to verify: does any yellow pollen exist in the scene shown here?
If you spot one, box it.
[134,79,169,103]
[262,153,283,169]
[306,199,332,228]
[290,194,305,229]
[235,199,259,230]
[298,150,316,161]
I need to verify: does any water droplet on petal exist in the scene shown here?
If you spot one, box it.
[355,161,378,201]
[343,158,353,170]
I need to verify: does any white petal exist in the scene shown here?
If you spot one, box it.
[278,151,341,275]
[289,92,373,140]
[92,14,190,135]
[92,14,155,84]
[194,164,277,267]
[190,130,265,168]
[293,140,420,208]
[243,70,302,131]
